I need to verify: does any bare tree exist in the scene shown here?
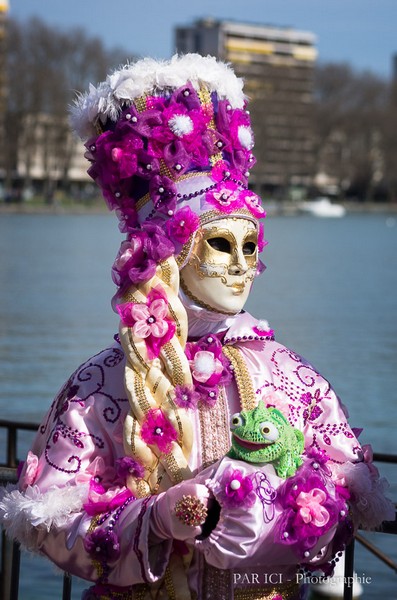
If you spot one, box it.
[312,63,389,201]
[4,17,130,200]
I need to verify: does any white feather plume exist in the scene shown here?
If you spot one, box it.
[0,483,88,551]
[70,54,246,140]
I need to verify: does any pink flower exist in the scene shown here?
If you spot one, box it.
[117,287,176,359]
[140,408,178,454]
[240,190,266,219]
[189,350,224,383]
[165,206,200,244]
[218,467,256,509]
[295,488,330,527]
[20,451,40,487]
[205,182,244,214]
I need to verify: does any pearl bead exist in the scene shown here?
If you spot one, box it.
[179,220,185,226]
[175,164,182,171]
[226,105,232,111]
[230,479,241,490]
[209,391,216,398]
[155,427,162,435]
[146,164,152,170]
[168,210,174,216]
[244,171,250,177]
[207,337,213,343]
[125,114,132,120]
[304,551,310,558]
[293,484,298,490]
[147,316,155,323]
[216,141,223,148]
[158,187,165,193]
[115,192,121,198]
[225,171,231,177]
[312,462,319,469]
[131,116,138,123]
[90,145,96,152]
[183,90,190,96]
[340,510,346,517]
[283,531,289,538]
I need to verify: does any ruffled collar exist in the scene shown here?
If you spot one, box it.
[179,290,274,342]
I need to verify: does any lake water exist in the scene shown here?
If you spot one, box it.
[0,212,396,599]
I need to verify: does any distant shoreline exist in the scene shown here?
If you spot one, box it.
[1,201,397,216]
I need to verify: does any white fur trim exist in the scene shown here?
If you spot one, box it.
[70,54,246,139]
[0,483,88,550]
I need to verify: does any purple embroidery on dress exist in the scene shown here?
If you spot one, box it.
[301,390,324,423]
[44,421,105,473]
[76,363,105,398]
[103,347,124,368]
[253,471,276,523]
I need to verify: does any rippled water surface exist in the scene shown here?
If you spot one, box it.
[0,212,396,599]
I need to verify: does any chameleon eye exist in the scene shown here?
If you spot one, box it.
[260,421,279,442]
[230,413,244,430]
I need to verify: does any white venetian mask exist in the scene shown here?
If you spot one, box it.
[180,217,258,314]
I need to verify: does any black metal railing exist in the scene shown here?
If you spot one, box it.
[0,419,396,600]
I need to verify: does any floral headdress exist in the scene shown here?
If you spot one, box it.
[71,54,266,293]
[70,55,266,504]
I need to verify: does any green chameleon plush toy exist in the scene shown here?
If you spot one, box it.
[228,403,305,478]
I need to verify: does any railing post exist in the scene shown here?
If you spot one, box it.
[62,572,72,600]
[1,532,20,600]
[343,538,355,600]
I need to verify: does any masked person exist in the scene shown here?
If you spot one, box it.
[0,55,393,600]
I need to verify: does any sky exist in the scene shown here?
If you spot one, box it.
[7,0,397,79]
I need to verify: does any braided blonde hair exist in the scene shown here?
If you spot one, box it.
[118,256,194,498]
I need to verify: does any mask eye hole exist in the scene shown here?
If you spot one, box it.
[260,421,279,442]
[243,241,257,255]
[230,413,244,430]
[207,237,231,254]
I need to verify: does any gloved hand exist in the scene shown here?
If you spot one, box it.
[151,480,212,542]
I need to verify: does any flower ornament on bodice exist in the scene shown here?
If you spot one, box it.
[274,458,352,560]
[116,286,176,359]
[216,467,256,509]
[185,334,232,408]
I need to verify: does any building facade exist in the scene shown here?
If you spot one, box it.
[175,19,317,198]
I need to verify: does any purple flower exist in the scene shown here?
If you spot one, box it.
[165,206,200,244]
[147,96,212,174]
[174,385,200,410]
[84,529,120,562]
[140,408,178,454]
[116,456,144,480]
[274,462,346,558]
[218,467,256,509]
[149,174,177,215]
[111,223,175,288]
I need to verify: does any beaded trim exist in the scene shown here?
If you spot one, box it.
[222,345,257,411]
[199,385,231,467]
[233,580,300,600]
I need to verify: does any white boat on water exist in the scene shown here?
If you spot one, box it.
[299,197,346,218]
